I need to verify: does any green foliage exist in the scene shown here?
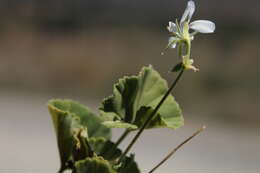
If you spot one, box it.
[89,137,122,161]
[117,154,140,173]
[48,106,81,171]
[88,138,141,173]
[45,0,214,171]
[48,99,141,173]
[102,121,138,130]
[74,157,116,173]
[48,66,184,173]
[48,100,112,172]
[100,65,184,130]
[49,99,111,139]
[74,156,140,173]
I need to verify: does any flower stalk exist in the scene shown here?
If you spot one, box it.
[118,0,215,161]
[119,34,191,161]
[114,129,131,147]
[119,67,185,162]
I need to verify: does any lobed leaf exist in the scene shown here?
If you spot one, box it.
[48,99,111,172]
[100,65,184,130]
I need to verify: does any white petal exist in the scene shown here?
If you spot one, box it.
[189,20,216,33]
[180,1,195,24]
[167,21,177,33]
[168,37,178,48]
[170,43,177,48]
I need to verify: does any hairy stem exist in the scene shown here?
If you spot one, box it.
[119,68,185,162]
[148,126,206,173]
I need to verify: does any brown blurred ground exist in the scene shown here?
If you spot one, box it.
[0,25,259,125]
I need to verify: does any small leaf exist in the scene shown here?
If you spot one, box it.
[102,121,138,130]
[100,65,184,130]
[89,138,141,172]
[74,157,116,173]
[89,137,122,161]
[118,154,140,173]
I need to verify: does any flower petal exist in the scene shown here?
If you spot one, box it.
[170,43,177,48]
[180,1,195,24]
[167,21,177,33]
[189,20,216,33]
[168,37,179,48]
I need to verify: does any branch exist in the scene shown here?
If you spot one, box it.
[149,126,206,173]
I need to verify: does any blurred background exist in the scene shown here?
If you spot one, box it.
[1,0,259,172]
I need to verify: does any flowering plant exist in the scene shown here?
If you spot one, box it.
[48,1,215,172]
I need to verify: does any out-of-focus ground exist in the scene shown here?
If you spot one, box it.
[1,91,260,173]
[0,0,260,172]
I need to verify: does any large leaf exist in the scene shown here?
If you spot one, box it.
[49,99,111,139]
[100,65,184,130]
[48,106,81,172]
[48,99,111,172]
[74,157,116,173]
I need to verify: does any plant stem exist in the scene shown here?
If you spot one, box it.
[115,129,131,147]
[177,42,183,59]
[119,68,185,162]
[148,126,206,173]
[185,40,191,59]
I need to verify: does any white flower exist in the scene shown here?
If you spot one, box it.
[167,0,215,48]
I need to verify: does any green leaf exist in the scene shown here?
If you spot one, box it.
[100,65,184,130]
[89,137,122,161]
[48,99,111,172]
[74,157,116,173]
[89,138,141,173]
[102,120,138,130]
[98,111,138,129]
[48,106,81,172]
[72,128,95,161]
[49,99,111,139]
[118,154,140,173]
